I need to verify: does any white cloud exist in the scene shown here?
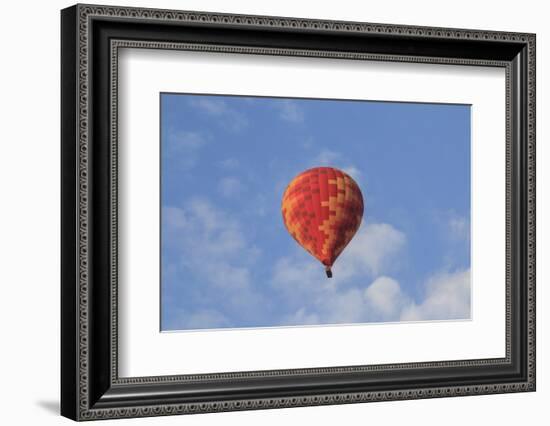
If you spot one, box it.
[191,98,228,115]
[168,130,206,151]
[433,210,470,243]
[251,194,268,217]
[204,261,251,290]
[277,100,304,123]
[165,130,208,170]
[177,198,249,256]
[282,308,320,326]
[448,215,469,241]
[218,177,244,198]
[310,149,363,183]
[165,199,470,330]
[400,269,471,321]
[163,198,264,328]
[218,157,240,170]
[271,260,407,324]
[273,255,328,287]
[271,226,469,326]
[175,309,230,330]
[271,222,408,324]
[341,166,362,181]
[189,98,248,131]
[335,223,406,278]
[163,206,188,229]
[313,149,342,166]
[301,136,314,149]
[323,288,369,323]
[272,222,405,293]
[364,276,407,319]
[314,275,410,324]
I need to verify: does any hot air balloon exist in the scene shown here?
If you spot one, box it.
[281,166,364,278]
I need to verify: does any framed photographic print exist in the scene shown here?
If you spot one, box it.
[61,3,536,421]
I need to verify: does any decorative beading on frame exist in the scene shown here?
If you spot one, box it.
[77,5,91,418]
[78,4,534,43]
[110,42,120,385]
[81,382,531,420]
[526,35,536,386]
[75,4,536,420]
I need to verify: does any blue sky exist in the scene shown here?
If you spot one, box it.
[161,93,471,331]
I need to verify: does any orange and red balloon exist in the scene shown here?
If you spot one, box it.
[281,167,364,277]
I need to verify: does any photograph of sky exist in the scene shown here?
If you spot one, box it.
[161,93,471,331]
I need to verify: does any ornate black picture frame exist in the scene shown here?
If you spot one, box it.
[61,3,536,421]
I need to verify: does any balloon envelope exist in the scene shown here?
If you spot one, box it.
[281,167,364,277]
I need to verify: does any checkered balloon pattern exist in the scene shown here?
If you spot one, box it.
[281,167,364,277]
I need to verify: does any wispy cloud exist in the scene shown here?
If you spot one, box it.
[190,98,227,115]
[301,136,314,149]
[251,193,268,217]
[218,157,240,170]
[433,210,470,243]
[166,309,230,330]
[310,149,363,182]
[431,210,470,270]
[162,198,264,329]
[312,149,342,166]
[276,100,305,123]
[218,177,245,198]
[448,214,469,242]
[281,308,320,326]
[164,130,208,170]
[271,255,328,307]
[400,269,471,321]
[341,166,362,181]
[335,223,406,278]
[189,98,248,131]
[168,130,206,151]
